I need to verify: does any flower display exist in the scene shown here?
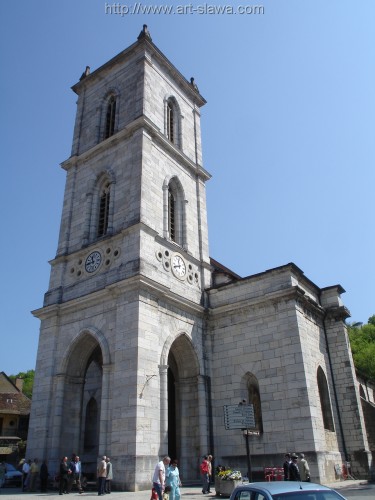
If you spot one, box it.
[216,467,242,481]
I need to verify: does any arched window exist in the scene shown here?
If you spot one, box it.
[167,101,175,143]
[168,186,176,242]
[243,373,263,434]
[317,366,335,431]
[165,177,185,247]
[97,181,110,237]
[165,97,181,148]
[104,95,116,139]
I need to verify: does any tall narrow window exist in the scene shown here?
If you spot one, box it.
[167,101,175,143]
[168,187,176,241]
[97,182,110,237]
[317,366,335,431]
[247,374,263,434]
[105,95,116,139]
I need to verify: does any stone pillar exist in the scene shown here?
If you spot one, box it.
[50,374,66,455]
[197,374,209,454]
[99,364,112,455]
[159,364,169,456]
[321,287,371,478]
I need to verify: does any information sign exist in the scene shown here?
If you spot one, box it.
[223,404,255,430]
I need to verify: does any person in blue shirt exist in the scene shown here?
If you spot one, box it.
[166,460,182,500]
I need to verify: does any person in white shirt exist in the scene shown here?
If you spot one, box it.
[22,459,31,491]
[152,456,171,500]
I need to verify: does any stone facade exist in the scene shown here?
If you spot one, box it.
[27,27,373,490]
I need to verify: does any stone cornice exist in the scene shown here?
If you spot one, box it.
[324,305,351,322]
[208,285,325,320]
[60,115,211,182]
[32,274,205,321]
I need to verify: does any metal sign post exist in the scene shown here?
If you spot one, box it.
[223,403,255,482]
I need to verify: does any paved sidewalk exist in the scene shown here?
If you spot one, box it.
[0,480,367,499]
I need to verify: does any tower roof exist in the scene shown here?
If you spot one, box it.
[72,25,206,107]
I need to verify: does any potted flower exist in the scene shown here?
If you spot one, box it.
[215,466,242,496]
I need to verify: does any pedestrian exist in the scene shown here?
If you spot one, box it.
[29,458,40,492]
[67,454,76,493]
[59,456,70,495]
[207,455,213,493]
[105,457,113,494]
[200,455,209,494]
[68,455,84,493]
[299,453,310,482]
[283,453,291,481]
[22,459,32,490]
[97,455,107,496]
[152,456,171,500]
[0,462,6,489]
[289,454,301,481]
[166,459,181,500]
[40,459,49,492]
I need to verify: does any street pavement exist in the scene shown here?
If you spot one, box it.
[0,480,369,500]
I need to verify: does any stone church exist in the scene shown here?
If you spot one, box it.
[28,26,372,489]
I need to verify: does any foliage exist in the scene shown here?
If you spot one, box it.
[216,467,242,480]
[348,315,375,380]
[9,370,35,399]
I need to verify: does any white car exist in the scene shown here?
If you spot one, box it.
[230,481,347,500]
[4,463,22,487]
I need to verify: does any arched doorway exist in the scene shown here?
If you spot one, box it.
[166,334,201,481]
[59,333,105,475]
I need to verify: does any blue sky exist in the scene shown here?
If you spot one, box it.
[1,0,374,375]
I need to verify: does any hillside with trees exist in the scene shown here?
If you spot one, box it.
[348,315,375,380]
[9,370,34,399]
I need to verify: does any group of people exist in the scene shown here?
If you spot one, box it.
[58,454,85,495]
[21,458,49,492]
[97,455,113,496]
[152,456,182,500]
[283,453,310,482]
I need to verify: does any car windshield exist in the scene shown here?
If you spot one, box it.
[6,464,17,471]
[272,491,345,500]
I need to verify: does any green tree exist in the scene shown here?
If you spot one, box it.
[9,370,35,399]
[348,315,375,380]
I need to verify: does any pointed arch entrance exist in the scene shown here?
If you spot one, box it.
[57,329,110,474]
[166,334,201,481]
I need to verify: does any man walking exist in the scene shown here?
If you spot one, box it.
[152,456,171,500]
[97,456,107,496]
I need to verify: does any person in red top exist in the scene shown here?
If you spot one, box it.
[200,456,209,494]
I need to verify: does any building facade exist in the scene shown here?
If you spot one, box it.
[27,26,373,489]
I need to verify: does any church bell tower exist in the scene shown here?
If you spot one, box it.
[28,26,212,490]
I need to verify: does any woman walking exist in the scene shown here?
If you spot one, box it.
[166,460,182,500]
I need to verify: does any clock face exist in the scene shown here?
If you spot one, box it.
[85,251,102,273]
[171,254,186,279]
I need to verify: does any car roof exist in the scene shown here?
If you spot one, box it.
[233,482,332,495]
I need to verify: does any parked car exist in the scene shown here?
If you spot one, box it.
[3,463,22,487]
[230,481,347,500]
